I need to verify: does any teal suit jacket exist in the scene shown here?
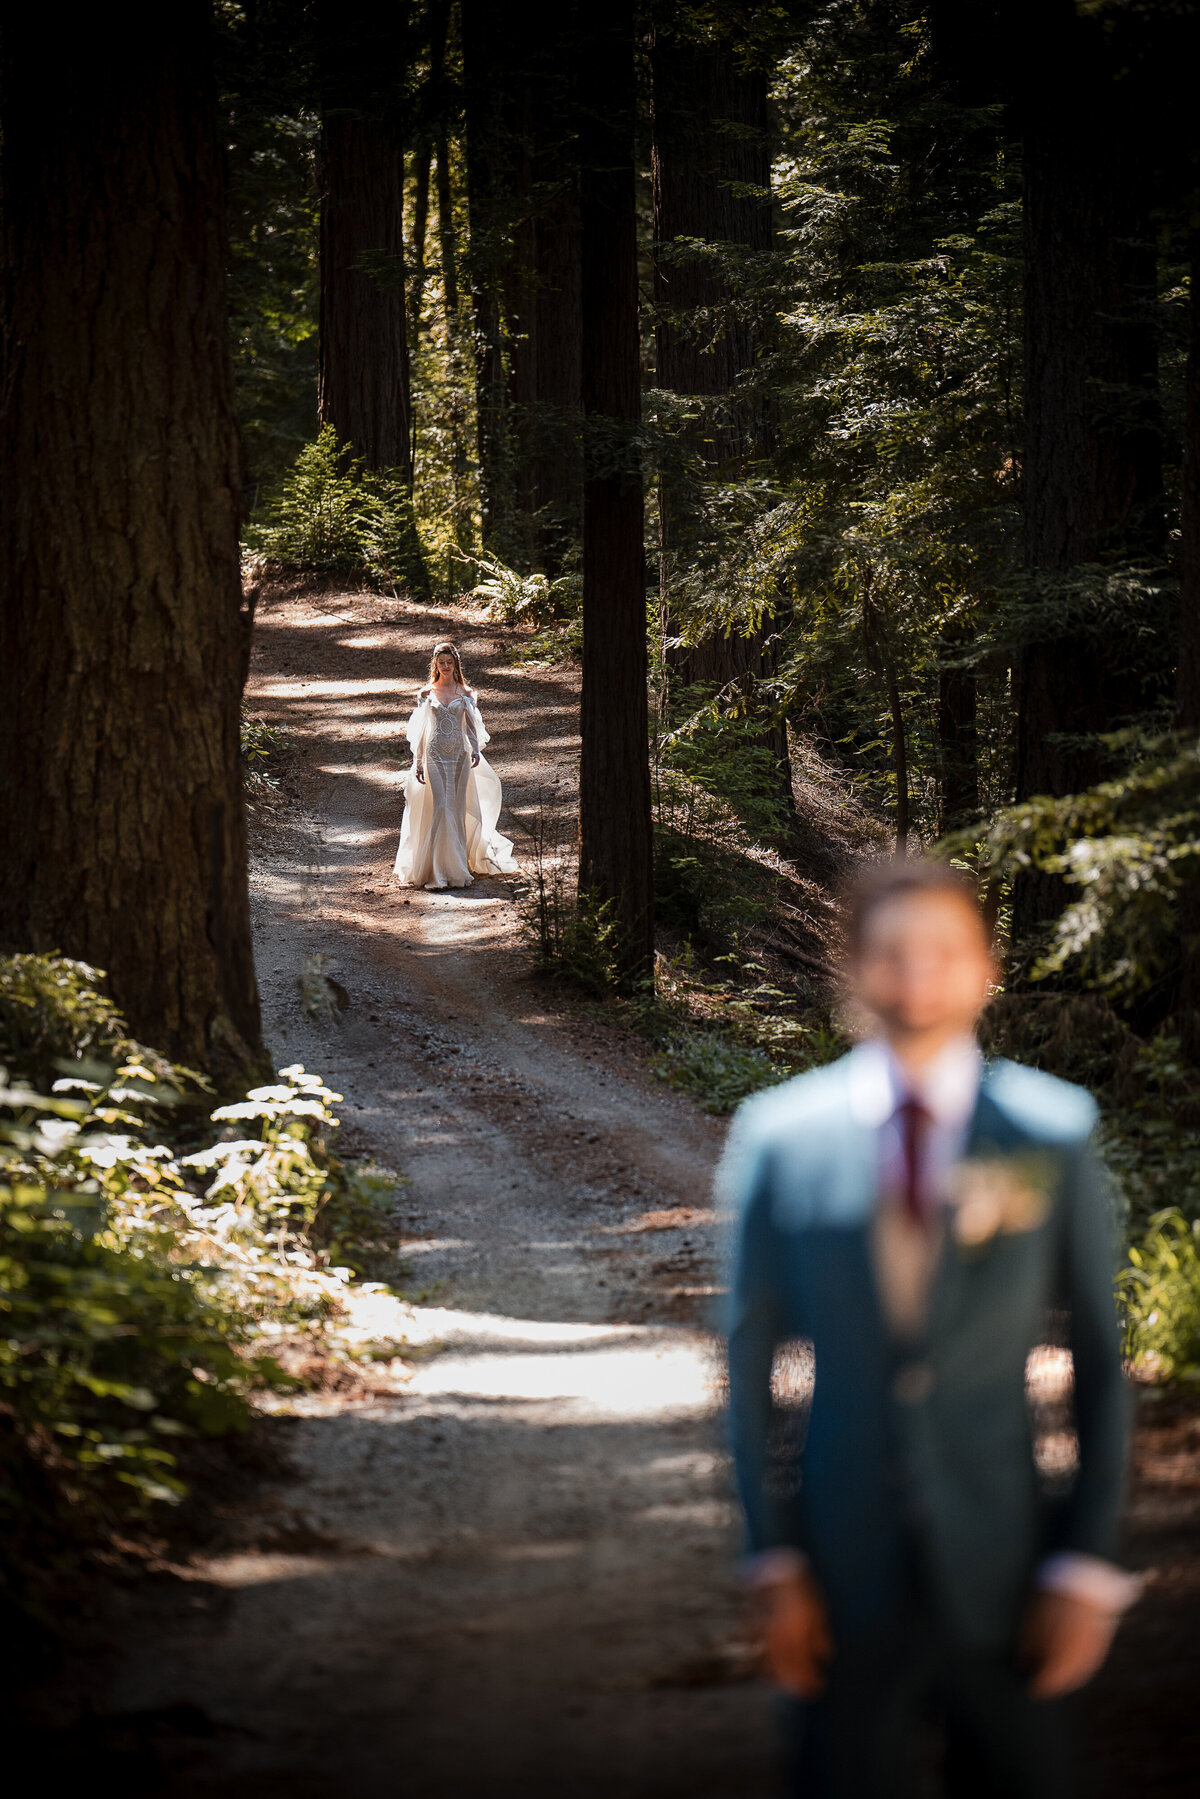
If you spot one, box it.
[723,1052,1130,1651]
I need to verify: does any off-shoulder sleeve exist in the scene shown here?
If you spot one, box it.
[405,698,430,764]
[468,699,491,749]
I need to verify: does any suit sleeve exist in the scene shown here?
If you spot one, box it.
[1054,1135,1132,1560]
[722,1110,803,1555]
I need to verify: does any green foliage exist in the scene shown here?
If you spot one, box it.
[524,878,631,997]
[1119,1210,1200,1385]
[0,1065,272,1522]
[948,731,1200,995]
[246,426,427,590]
[0,955,134,1095]
[465,548,584,664]
[636,957,847,1114]
[653,690,786,951]
[649,9,1024,848]
[240,712,292,800]
[0,957,404,1610]
[648,1023,787,1114]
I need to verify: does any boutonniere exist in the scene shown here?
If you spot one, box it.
[944,1152,1055,1250]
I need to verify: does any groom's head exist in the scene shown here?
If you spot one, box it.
[846,860,997,1053]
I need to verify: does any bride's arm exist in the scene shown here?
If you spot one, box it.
[406,696,430,783]
[462,700,481,767]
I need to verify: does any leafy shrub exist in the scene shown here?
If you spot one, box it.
[0,957,404,1620]
[240,712,292,800]
[1119,1210,1200,1385]
[467,548,584,664]
[0,1065,271,1531]
[0,954,143,1094]
[245,425,427,591]
[652,691,786,952]
[946,729,1200,993]
[648,1025,787,1114]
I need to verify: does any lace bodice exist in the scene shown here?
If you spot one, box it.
[411,692,481,775]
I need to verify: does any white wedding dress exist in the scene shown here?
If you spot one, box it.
[395,690,516,889]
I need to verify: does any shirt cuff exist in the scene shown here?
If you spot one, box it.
[1036,1552,1143,1615]
[739,1546,810,1589]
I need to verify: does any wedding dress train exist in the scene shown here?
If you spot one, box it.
[395,692,516,889]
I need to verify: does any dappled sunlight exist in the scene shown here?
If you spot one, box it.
[402,1318,719,1420]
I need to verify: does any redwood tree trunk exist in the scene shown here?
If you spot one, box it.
[1177,236,1200,1055]
[317,0,413,478]
[462,0,515,549]
[938,651,980,836]
[506,30,583,572]
[1013,0,1162,943]
[650,27,791,821]
[577,3,654,985]
[0,6,264,1082]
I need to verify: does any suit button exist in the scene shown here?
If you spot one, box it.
[893,1363,934,1404]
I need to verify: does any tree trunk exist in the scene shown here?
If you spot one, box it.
[1012,0,1162,944]
[577,2,654,986]
[650,27,792,823]
[505,31,583,573]
[0,5,264,1083]
[317,0,413,478]
[1177,236,1200,1056]
[938,652,979,836]
[461,0,516,550]
[430,0,458,320]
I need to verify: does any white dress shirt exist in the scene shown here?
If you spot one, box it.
[748,1034,1140,1616]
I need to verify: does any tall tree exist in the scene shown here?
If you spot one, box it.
[1176,237,1200,1053]
[507,25,583,572]
[1012,0,1163,943]
[0,4,264,1081]
[577,1,654,984]
[461,0,516,548]
[317,0,414,478]
[650,18,793,823]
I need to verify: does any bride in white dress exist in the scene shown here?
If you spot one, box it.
[395,642,516,889]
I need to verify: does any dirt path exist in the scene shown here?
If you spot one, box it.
[96,585,776,1798]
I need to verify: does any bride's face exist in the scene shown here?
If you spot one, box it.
[435,654,455,682]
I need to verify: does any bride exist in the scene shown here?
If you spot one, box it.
[395,642,516,890]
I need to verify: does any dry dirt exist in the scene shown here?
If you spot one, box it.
[65,582,1200,1797]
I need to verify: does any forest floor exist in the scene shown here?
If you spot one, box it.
[44,581,1200,1796]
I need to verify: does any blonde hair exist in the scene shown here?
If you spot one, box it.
[425,641,467,691]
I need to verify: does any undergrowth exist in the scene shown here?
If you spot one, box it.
[244,424,427,592]
[467,549,584,665]
[0,955,406,1626]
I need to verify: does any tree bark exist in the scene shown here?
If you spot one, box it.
[577,2,654,986]
[506,50,584,574]
[1012,0,1162,943]
[1177,236,1200,1055]
[0,5,264,1083]
[317,0,413,478]
[650,26,792,824]
[938,649,979,836]
[429,0,458,319]
[461,0,516,549]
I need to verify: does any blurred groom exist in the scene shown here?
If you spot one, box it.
[722,861,1137,1796]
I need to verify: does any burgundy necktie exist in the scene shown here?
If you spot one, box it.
[896,1096,932,1226]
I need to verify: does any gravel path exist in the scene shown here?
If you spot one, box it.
[96,584,777,1798]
